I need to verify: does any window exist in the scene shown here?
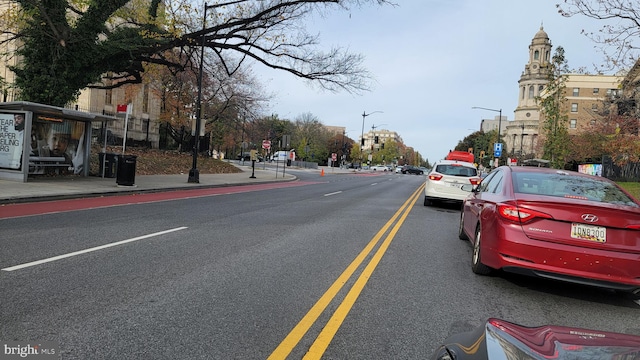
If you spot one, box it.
[570,119,577,129]
[529,86,534,99]
[477,172,497,193]
[573,88,579,96]
[486,171,504,194]
[538,85,544,93]
[143,85,149,113]
[534,50,540,60]
[105,89,112,105]
[521,87,525,99]
[593,88,599,94]
[571,103,578,112]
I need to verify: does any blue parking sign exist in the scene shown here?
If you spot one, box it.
[494,150,502,157]
[493,143,502,152]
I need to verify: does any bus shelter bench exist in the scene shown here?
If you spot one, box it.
[28,156,72,173]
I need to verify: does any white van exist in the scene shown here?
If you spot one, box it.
[271,151,291,162]
[271,150,296,161]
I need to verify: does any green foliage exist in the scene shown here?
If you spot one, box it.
[537,46,571,169]
[350,143,362,164]
[11,0,171,106]
[368,139,399,164]
[455,129,499,168]
[8,0,383,107]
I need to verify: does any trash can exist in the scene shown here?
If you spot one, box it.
[286,159,292,166]
[99,152,117,178]
[116,155,137,186]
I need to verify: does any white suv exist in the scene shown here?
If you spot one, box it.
[424,160,480,206]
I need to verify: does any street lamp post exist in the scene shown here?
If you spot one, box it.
[360,111,383,167]
[189,2,215,183]
[472,106,502,167]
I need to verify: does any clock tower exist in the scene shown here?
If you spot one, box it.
[514,25,552,121]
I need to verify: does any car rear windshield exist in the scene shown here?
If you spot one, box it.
[512,172,638,206]
[435,164,477,177]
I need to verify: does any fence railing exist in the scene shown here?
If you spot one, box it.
[602,156,640,182]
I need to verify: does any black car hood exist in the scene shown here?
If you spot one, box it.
[431,318,640,360]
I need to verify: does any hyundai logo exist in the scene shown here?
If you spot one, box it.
[581,214,599,223]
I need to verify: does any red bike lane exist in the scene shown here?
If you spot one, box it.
[0,181,317,219]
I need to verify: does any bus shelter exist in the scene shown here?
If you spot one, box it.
[0,101,117,182]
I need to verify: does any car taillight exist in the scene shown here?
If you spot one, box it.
[429,174,443,181]
[497,204,553,224]
[469,177,481,185]
[626,225,640,230]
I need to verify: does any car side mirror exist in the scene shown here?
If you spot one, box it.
[461,184,476,192]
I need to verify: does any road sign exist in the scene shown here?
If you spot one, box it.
[331,153,337,161]
[262,140,271,150]
[493,143,502,152]
[494,150,502,158]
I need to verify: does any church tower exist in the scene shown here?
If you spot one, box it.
[514,26,552,121]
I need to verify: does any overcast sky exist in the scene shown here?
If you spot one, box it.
[254,1,612,163]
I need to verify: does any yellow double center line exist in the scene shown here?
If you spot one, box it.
[269,183,425,360]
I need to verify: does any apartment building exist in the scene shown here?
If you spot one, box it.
[360,128,402,151]
[563,74,622,133]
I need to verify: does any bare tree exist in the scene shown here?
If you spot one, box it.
[557,0,640,70]
[2,0,394,106]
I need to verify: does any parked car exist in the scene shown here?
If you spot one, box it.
[394,166,403,173]
[430,318,640,360]
[424,160,480,206]
[458,165,640,304]
[370,164,390,171]
[401,165,424,175]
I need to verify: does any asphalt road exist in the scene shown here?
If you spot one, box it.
[1,169,639,359]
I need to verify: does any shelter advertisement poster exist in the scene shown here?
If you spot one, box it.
[0,113,25,170]
[30,117,86,175]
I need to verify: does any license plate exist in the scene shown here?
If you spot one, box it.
[571,223,606,243]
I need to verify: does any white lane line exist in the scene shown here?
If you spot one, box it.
[2,227,188,272]
[370,183,378,186]
[324,191,343,197]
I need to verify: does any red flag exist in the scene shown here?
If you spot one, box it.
[116,104,128,113]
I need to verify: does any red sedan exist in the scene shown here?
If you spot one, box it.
[458,166,640,303]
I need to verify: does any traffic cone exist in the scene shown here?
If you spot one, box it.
[321,168,325,176]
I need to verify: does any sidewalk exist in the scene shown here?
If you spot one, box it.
[0,164,358,204]
[0,166,297,205]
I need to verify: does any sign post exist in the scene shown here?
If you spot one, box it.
[250,149,257,178]
[493,142,503,167]
[117,104,131,154]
